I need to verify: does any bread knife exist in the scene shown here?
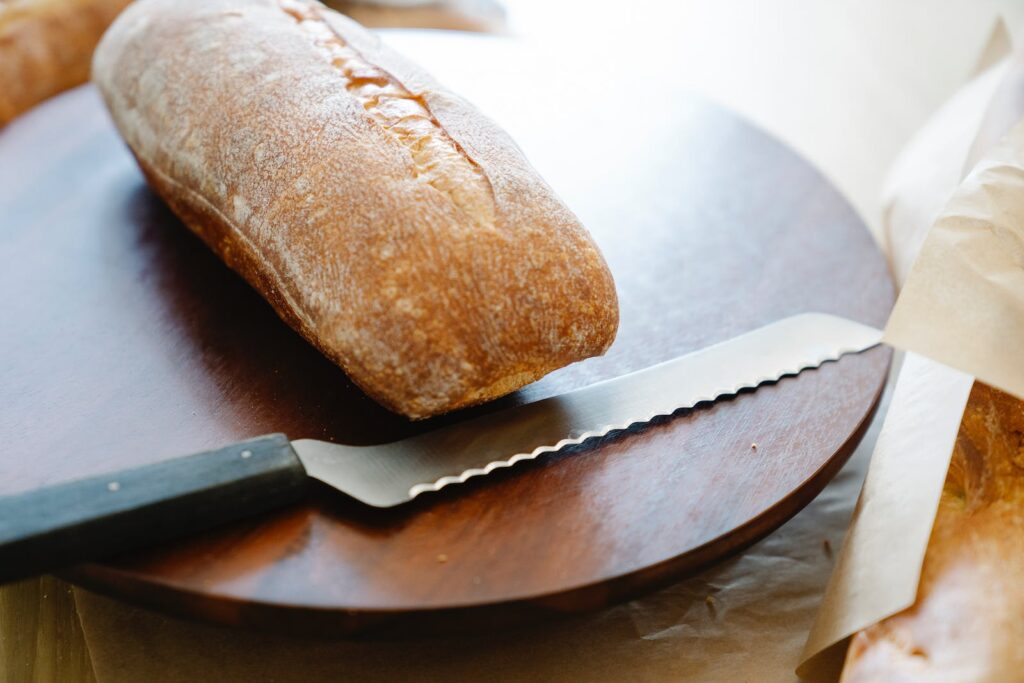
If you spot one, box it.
[0,313,881,584]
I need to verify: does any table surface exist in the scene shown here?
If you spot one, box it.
[0,33,892,635]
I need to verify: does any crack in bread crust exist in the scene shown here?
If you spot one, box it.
[279,0,496,228]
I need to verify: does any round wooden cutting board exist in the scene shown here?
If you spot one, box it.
[0,32,893,635]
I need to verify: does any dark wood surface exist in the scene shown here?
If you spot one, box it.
[0,34,893,635]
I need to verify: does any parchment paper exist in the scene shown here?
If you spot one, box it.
[880,22,1011,286]
[885,121,1024,400]
[797,355,973,681]
[799,20,1024,681]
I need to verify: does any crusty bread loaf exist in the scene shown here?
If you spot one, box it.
[0,0,131,125]
[840,383,1024,683]
[92,0,618,419]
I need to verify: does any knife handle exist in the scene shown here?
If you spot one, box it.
[0,434,306,585]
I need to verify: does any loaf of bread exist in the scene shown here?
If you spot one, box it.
[0,0,131,125]
[93,0,618,419]
[840,382,1024,682]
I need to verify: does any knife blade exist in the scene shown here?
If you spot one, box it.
[0,313,880,583]
[295,312,882,507]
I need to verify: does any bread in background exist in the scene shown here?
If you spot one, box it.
[0,0,131,126]
[841,382,1024,682]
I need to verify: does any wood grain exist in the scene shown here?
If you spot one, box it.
[0,37,893,635]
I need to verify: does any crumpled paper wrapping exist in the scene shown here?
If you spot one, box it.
[885,121,1024,400]
[799,19,1024,682]
[880,21,1012,287]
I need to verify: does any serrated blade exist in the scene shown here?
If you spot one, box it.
[293,313,882,507]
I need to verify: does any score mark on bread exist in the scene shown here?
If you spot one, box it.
[280,0,495,229]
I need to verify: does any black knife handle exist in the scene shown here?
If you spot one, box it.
[0,434,306,585]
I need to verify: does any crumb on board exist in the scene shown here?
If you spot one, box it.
[823,538,833,559]
[437,553,448,563]
[751,442,758,451]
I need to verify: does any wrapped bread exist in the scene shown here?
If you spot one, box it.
[92,0,619,419]
[840,383,1024,682]
[0,0,131,125]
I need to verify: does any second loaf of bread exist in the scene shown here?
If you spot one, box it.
[92,0,618,419]
[0,0,131,126]
[839,383,1024,682]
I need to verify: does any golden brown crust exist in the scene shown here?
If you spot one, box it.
[0,0,131,126]
[841,383,1024,683]
[93,0,618,419]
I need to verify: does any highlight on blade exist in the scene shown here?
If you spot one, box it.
[406,333,881,501]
